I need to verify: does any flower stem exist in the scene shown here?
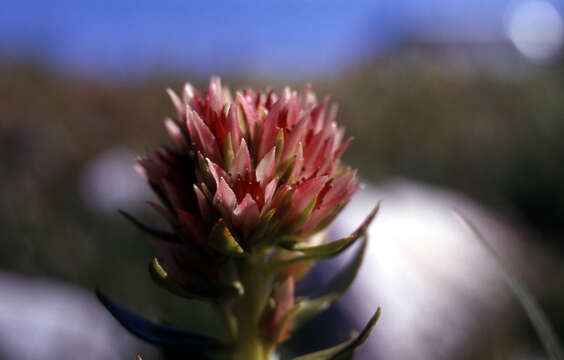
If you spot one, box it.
[233,252,275,360]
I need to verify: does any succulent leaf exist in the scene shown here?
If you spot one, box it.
[276,203,379,266]
[291,308,381,360]
[149,257,243,300]
[209,219,245,256]
[291,232,369,331]
[118,210,178,242]
[95,290,226,349]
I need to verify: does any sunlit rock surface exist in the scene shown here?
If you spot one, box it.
[0,273,155,360]
[80,148,155,215]
[330,179,524,360]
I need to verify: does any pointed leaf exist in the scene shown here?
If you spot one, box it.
[223,133,234,169]
[248,209,277,247]
[292,308,381,360]
[229,138,251,178]
[277,203,379,266]
[95,290,225,349]
[119,210,179,242]
[209,219,245,256]
[149,257,244,300]
[256,146,276,187]
[269,277,295,343]
[290,294,338,331]
[291,225,371,330]
[285,195,318,233]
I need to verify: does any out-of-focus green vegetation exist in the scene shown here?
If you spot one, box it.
[1,49,563,358]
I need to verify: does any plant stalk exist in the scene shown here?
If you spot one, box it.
[233,252,275,360]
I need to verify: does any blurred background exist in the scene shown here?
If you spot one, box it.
[1,0,564,359]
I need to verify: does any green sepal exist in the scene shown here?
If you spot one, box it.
[271,302,302,344]
[268,190,294,234]
[275,234,301,248]
[209,219,245,256]
[275,128,285,163]
[286,196,317,233]
[118,210,179,242]
[248,209,277,247]
[310,201,348,234]
[275,203,379,266]
[275,155,297,183]
[149,257,243,300]
[291,308,381,360]
[290,233,369,331]
[199,182,214,203]
[223,133,234,169]
[236,103,247,134]
[290,294,339,331]
[196,152,216,192]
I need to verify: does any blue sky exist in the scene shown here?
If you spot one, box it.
[1,0,562,78]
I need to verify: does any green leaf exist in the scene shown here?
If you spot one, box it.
[95,290,225,350]
[292,308,381,360]
[275,155,297,183]
[456,212,564,360]
[291,232,369,331]
[223,133,234,169]
[118,210,178,242]
[291,294,339,331]
[276,202,380,266]
[196,152,216,192]
[149,257,243,301]
[248,209,277,247]
[275,128,285,163]
[286,196,318,233]
[209,220,245,256]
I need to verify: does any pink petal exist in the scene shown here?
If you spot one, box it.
[162,180,185,210]
[164,117,186,149]
[214,176,237,214]
[310,96,330,134]
[166,88,184,118]
[257,99,283,160]
[270,276,295,342]
[183,82,196,103]
[286,93,299,128]
[208,76,224,113]
[256,146,276,188]
[260,177,279,216]
[299,83,313,108]
[233,193,260,237]
[229,138,251,179]
[175,208,207,249]
[189,110,222,164]
[287,176,327,223]
[134,162,147,179]
[206,157,231,189]
[332,136,353,162]
[225,103,242,150]
[320,170,358,210]
[193,184,215,220]
[302,127,329,173]
[301,179,361,234]
[326,103,339,125]
[147,201,176,223]
[290,142,304,182]
[281,116,308,162]
[236,92,257,137]
[311,136,335,177]
[271,184,292,210]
